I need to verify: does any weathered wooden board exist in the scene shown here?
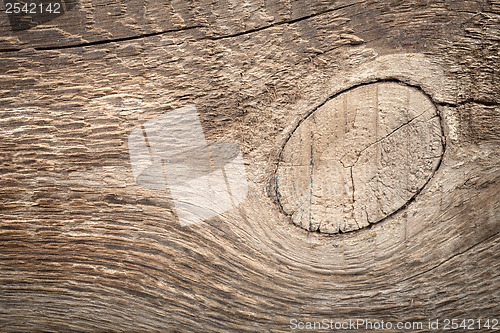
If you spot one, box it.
[0,0,499,331]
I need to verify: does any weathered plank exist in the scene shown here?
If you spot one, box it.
[0,0,499,331]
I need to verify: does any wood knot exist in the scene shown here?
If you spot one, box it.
[275,81,444,234]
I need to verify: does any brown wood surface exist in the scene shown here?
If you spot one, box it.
[0,0,499,331]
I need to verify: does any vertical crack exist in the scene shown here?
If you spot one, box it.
[349,166,360,230]
[349,166,355,204]
[309,129,315,231]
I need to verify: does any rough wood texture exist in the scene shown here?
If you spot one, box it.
[276,81,444,233]
[0,0,499,332]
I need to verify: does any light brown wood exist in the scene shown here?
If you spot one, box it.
[0,0,499,331]
[276,81,443,233]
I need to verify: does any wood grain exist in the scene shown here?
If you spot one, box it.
[276,81,443,233]
[0,0,499,331]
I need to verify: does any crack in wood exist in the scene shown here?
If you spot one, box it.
[0,1,364,53]
[0,25,204,52]
[339,106,431,168]
[202,2,363,41]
